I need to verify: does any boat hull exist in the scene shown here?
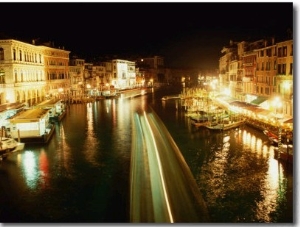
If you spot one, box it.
[0,138,25,160]
[15,124,55,144]
[274,145,293,164]
[50,110,66,122]
[191,121,209,128]
[279,152,293,164]
[206,120,245,131]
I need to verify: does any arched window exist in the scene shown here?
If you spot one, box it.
[19,50,22,61]
[0,48,4,60]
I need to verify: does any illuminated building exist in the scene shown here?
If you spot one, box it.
[112,59,136,89]
[218,37,293,119]
[0,39,70,106]
[69,57,85,98]
[241,40,261,96]
[219,40,237,94]
[42,42,70,100]
[96,61,113,91]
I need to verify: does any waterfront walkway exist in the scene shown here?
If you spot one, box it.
[179,88,293,144]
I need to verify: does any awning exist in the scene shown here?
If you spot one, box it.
[0,102,26,112]
[283,118,293,124]
[250,96,268,105]
[215,95,236,103]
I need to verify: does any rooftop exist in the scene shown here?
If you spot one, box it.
[9,108,49,123]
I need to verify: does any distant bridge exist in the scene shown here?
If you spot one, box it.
[130,107,209,223]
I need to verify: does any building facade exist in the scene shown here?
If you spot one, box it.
[111,59,136,89]
[0,39,70,106]
[219,37,293,118]
[136,56,166,87]
[69,58,85,98]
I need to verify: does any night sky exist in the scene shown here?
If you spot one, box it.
[0,2,294,70]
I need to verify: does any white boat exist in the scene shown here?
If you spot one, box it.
[205,122,224,130]
[206,120,245,131]
[7,108,56,144]
[36,98,66,122]
[102,90,119,99]
[161,95,180,101]
[103,93,119,99]
[223,120,245,130]
[0,137,25,160]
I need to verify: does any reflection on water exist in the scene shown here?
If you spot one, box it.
[83,103,100,166]
[18,151,39,189]
[15,148,50,190]
[0,91,293,223]
[195,129,291,222]
[154,96,293,223]
[39,150,50,189]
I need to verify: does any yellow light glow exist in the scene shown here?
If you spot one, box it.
[283,81,291,89]
[223,88,231,96]
[5,90,15,103]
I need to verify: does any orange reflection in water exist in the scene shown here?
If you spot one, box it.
[83,103,100,167]
[198,127,291,222]
[39,150,49,189]
[241,129,288,222]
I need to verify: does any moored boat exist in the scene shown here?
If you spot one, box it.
[36,98,66,122]
[7,108,55,144]
[190,113,216,128]
[205,119,245,131]
[263,129,293,146]
[274,144,293,164]
[102,90,119,99]
[191,121,209,128]
[0,137,25,160]
[103,93,119,99]
[223,120,245,130]
[205,123,224,131]
[161,95,180,101]
[263,130,278,139]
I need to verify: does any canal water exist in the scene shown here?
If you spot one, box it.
[0,87,293,223]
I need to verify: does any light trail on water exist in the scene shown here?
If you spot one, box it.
[143,111,174,223]
[130,108,209,223]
